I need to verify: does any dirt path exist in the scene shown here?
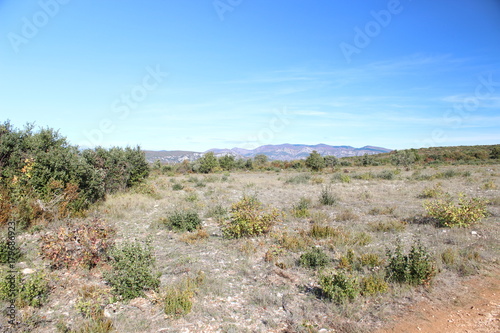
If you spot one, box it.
[375,271,500,333]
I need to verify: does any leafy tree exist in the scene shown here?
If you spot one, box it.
[253,154,268,167]
[324,155,338,168]
[198,152,219,173]
[218,154,235,171]
[490,146,500,159]
[305,150,325,171]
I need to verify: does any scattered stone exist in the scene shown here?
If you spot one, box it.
[21,268,35,274]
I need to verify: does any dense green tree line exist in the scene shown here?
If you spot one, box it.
[0,121,149,228]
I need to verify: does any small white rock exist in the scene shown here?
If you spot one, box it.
[21,268,35,274]
[471,231,478,235]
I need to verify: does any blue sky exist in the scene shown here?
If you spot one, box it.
[1,0,499,151]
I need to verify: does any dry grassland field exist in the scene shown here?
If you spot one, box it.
[2,164,500,332]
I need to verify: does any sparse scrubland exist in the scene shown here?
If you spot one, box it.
[1,123,499,332]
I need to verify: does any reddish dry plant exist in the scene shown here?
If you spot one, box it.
[40,218,115,269]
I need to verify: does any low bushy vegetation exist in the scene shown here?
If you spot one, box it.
[40,218,115,269]
[0,270,50,307]
[319,270,359,304]
[219,196,283,238]
[385,241,436,285]
[424,194,488,227]
[104,240,160,301]
[299,247,329,269]
[164,271,205,317]
[0,122,149,229]
[165,210,202,232]
[319,185,337,206]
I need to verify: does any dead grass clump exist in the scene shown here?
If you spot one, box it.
[368,219,407,233]
[336,208,359,222]
[278,232,311,251]
[307,224,342,239]
[179,228,209,244]
[75,285,112,320]
[368,206,396,216]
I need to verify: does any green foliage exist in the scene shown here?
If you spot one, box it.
[277,232,311,251]
[284,174,311,184]
[40,218,115,269]
[368,219,406,232]
[319,271,360,303]
[330,173,351,183]
[198,152,219,173]
[490,146,500,159]
[307,224,341,239]
[164,271,204,317]
[219,195,283,238]
[324,155,338,168]
[360,274,388,295]
[299,247,329,269]
[291,197,311,218]
[391,149,418,167]
[172,183,184,191]
[104,240,160,301]
[376,170,395,180]
[319,185,337,206]
[253,154,268,167]
[218,154,235,171]
[206,204,228,222]
[305,150,325,171]
[0,122,150,227]
[424,194,488,227]
[0,237,22,264]
[385,241,436,285]
[418,183,444,198]
[0,270,50,307]
[75,285,111,319]
[166,210,201,232]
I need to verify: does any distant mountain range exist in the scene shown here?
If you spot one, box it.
[144,144,392,164]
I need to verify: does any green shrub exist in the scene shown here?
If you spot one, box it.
[385,241,436,285]
[40,218,115,269]
[206,204,227,222]
[319,271,359,303]
[418,183,444,199]
[360,274,388,295]
[368,206,395,215]
[166,210,201,232]
[284,174,311,184]
[0,237,22,264]
[219,196,283,238]
[278,233,311,251]
[368,219,406,233]
[299,247,329,269]
[0,270,50,307]
[75,285,111,319]
[164,272,204,317]
[331,173,352,183]
[305,151,325,171]
[376,170,395,180]
[319,185,337,206]
[424,194,488,227]
[104,240,160,301]
[308,224,342,239]
[291,197,311,218]
[172,183,184,191]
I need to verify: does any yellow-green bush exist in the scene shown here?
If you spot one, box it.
[219,196,283,238]
[424,194,488,227]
